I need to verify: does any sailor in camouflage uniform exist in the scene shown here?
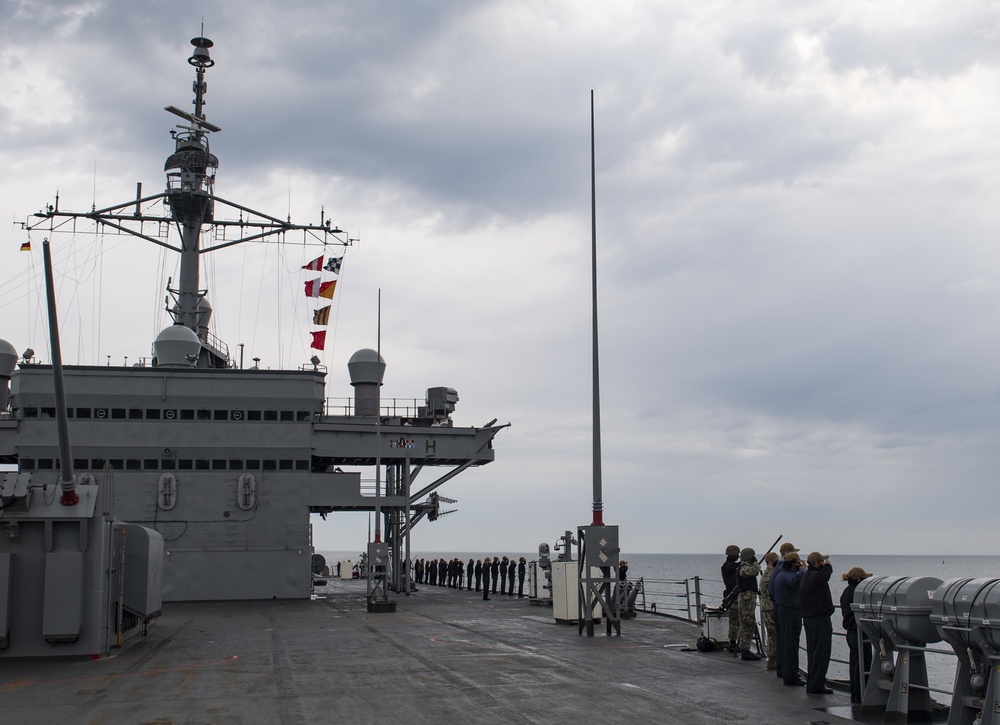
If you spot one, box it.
[722,544,741,651]
[735,547,762,660]
[759,551,779,669]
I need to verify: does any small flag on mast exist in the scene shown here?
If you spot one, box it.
[304,279,321,298]
[301,256,323,271]
[324,256,343,274]
[20,241,31,252]
[312,305,331,326]
[310,331,327,350]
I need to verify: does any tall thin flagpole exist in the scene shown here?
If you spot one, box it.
[374,289,382,543]
[591,90,604,527]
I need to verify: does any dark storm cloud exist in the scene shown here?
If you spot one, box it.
[5,1,1000,554]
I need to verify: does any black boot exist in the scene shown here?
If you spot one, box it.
[741,650,761,661]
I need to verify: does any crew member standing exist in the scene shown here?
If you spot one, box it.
[482,557,492,600]
[467,558,475,591]
[517,557,527,598]
[841,566,873,704]
[759,551,779,670]
[800,552,835,694]
[722,544,741,652]
[735,548,761,660]
[769,542,800,679]
[490,556,500,594]
[475,559,483,592]
[774,551,806,686]
[499,556,509,595]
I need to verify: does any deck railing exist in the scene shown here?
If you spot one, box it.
[632,574,960,713]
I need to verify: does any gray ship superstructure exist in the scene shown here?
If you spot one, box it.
[0,37,505,632]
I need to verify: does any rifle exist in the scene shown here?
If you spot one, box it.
[721,534,781,610]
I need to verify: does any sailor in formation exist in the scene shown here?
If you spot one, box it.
[734,548,761,660]
[758,551,779,669]
[721,544,741,652]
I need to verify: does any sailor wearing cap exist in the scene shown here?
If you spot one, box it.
[759,552,780,669]
[841,566,874,704]
[768,543,800,679]
[800,552,835,694]
[774,550,807,685]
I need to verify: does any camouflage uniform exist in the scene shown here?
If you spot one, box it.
[721,546,741,647]
[759,565,777,661]
[736,559,761,653]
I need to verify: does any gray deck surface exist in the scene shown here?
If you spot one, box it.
[0,579,865,724]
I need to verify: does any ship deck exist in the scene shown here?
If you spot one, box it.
[0,579,872,724]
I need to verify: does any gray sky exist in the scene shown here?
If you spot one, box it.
[3,1,1000,555]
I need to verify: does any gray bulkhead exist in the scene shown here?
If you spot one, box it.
[1,364,496,601]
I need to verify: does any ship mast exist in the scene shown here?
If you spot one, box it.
[23,36,352,369]
[164,37,224,365]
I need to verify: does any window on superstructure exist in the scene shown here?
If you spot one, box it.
[247,410,262,421]
[264,410,278,421]
[91,458,104,469]
[178,459,193,470]
[76,408,91,419]
[263,459,277,470]
[20,458,34,470]
[231,410,245,421]
[144,459,159,469]
[161,459,176,470]
[279,459,293,470]
[41,407,55,418]
[230,459,244,470]
[196,459,210,470]
[38,459,53,469]
[212,459,226,470]
[66,408,74,418]
[197,409,211,421]
[74,458,88,470]
[296,411,311,422]
[129,409,143,419]
[146,409,161,420]
[181,409,195,420]
[108,459,123,470]
[246,460,261,470]
[280,411,294,422]
[23,407,38,418]
[111,408,126,419]
[213,410,227,420]
[126,459,141,470]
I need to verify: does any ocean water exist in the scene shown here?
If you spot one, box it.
[319,550,1000,700]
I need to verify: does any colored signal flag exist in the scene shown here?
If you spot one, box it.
[313,305,331,326]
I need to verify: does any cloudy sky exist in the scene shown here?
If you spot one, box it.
[3,1,1000,556]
